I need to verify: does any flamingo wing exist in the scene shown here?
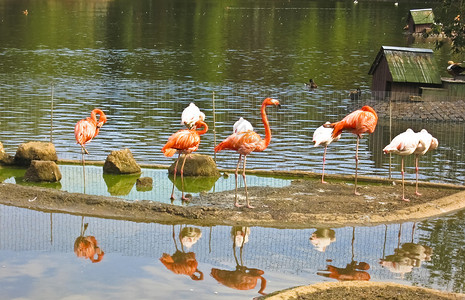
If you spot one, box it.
[74,118,98,146]
[162,129,201,157]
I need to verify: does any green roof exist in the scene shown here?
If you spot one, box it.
[409,8,434,25]
[369,46,442,84]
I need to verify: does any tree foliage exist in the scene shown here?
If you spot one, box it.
[432,0,465,53]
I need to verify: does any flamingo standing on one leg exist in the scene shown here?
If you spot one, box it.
[214,98,281,209]
[313,122,341,183]
[162,120,208,201]
[74,108,107,161]
[324,106,378,195]
[383,129,420,202]
[413,129,438,196]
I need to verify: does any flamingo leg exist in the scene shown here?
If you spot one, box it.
[81,145,86,194]
[354,136,361,195]
[170,153,181,200]
[180,154,189,201]
[234,155,243,208]
[243,156,254,209]
[321,145,328,184]
[415,155,421,196]
[401,157,410,202]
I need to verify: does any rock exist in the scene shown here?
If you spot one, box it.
[0,142,14,165]
[168,154,220,177]
[14,141,58,167]
[103,173,141,196]
[136,177,153,191]
[103,149,141,174]
[24,160,62,182]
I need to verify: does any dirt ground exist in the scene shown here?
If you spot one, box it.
[258,281,465,300]
[0,172,464,229]
[1,173,465,299]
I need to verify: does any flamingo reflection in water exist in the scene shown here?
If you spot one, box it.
[74,217,104,263]
[210,226,267,296]
[379,223,432,279]
[317,227,370,281]
[309,228,336,252]
[159,225,203,281]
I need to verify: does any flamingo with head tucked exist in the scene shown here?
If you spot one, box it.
[162,120,208,201]
[324,106,378,195]
[181,102,205,129]
[383,129,420,202]
[215,98,281,208]
[313,122,341,183]
[413,129,438,196]
[74,108,107,162]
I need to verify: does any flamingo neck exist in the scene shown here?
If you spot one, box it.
[195,121,208,135]
[258,102,272,151]
[91,109,107,126]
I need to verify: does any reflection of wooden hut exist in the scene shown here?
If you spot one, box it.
[406,8,434,34]
[368,46,442,100]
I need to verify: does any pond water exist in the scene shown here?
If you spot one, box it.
[1,165,292,204]
[1,0,465,185]
[1,0,465,298]
[1,204,464,299]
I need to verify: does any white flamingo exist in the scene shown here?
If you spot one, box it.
[313,122,341,183]
[413,129,438,196]
[383,129,420,201]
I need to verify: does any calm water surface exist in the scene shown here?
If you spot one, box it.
[1,1,465,298]
[1,0,464,184]
[1,205,464,299]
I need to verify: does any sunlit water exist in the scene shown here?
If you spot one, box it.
[0,0,465,185]
[1,205,464,299]
[1,165,292,204]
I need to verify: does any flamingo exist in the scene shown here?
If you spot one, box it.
[313,122,341,183]
[214,98,281,208]
[324,105,378,195]
[74,108,107,159]
[233,117,253,134]
[383,129,420,202]
[181,102,205,129]
[413,129,438,196]
[162,120,208,201]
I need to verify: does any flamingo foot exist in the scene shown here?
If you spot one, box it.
[354,191,361,196]
[401,197,410,202]
[234,202,244,208]
[321,180,328,184]
[246,204,255,209]
[415,191,422,196]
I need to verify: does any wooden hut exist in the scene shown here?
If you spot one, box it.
[406,8,434,34]
[368,46,442,101]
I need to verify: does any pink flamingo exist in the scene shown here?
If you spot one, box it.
[383,129,420,201]
[313,122,341,183]
[162,120,208,201]
[325,106,378,195]
[74,108,107,161]
[181,103,205,129]
[413,129,438,196]
[214,98,281,208]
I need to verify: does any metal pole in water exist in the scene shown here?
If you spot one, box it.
[388,95,392,179]
[50,82,54,144]
[212,91,217,162]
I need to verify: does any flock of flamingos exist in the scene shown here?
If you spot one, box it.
[73,98,438,208]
